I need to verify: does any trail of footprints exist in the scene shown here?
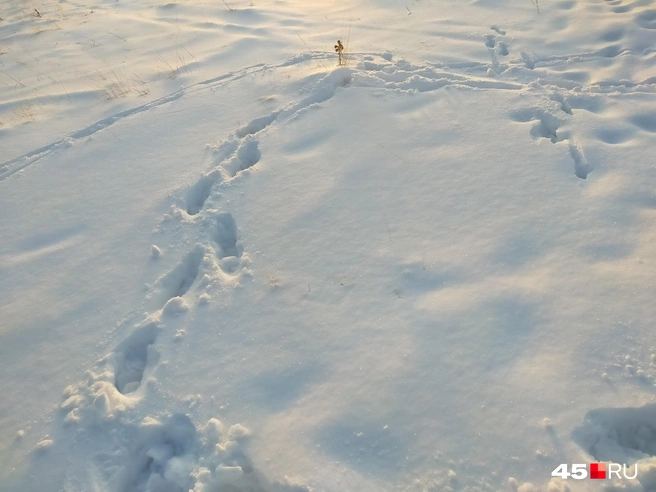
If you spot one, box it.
[357,52,601,179]
[186,70,351,217]
[70,70,354,401]
[485,28,509,54]
[60,51,617,445]
[185,138,259,216]
[53,68,356,492]
[114,211,243,397]
[509,93,593,179]
[51,44,656,488]
[57,203,287,490]
[61,205,245,404]
[60,68,355,420]
[486,25,510,72]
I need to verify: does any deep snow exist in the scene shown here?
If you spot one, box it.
[2,0,656,491]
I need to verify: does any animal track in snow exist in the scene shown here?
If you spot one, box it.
[518,45,624,73]
[509,108,566,143]
[114,322,159,395]
[486,27,510,56]
[569,142,592,179]
[554,93,605,114]
[509,106,592,179]
[521,51,538,70]
[550,93,573,115]
[356,59,522,92]
[485,28,509,71]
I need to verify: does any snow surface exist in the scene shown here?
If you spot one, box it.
[2,0,656,491]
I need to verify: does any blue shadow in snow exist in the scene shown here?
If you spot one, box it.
[315,418,409,477]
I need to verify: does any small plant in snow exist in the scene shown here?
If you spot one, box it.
[334,40,345,66]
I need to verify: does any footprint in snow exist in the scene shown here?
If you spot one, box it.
[223,138,261,177]
[214,212,243,274]
[485,28,509,57]
[153,246,204,308]
[509,107,592,179]
[573,403,656,467]
[113,322,159,395]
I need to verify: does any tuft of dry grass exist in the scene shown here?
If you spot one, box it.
[334,39,345,66]
[155,55,181,79]
[95,69,129,99]
[93,68,150,100]
[15,101,35,123]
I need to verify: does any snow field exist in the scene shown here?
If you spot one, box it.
[2,0,656,491]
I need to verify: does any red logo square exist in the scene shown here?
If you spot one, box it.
[590,463,606,480]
